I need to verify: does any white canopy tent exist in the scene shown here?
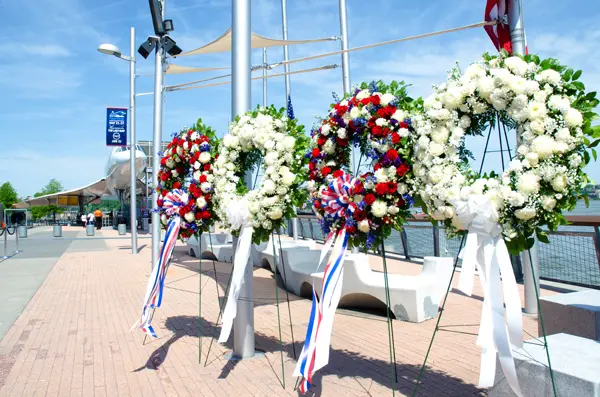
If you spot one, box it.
[175,27,337,57]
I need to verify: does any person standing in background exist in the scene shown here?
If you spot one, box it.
[80,213,86,227]
[94,209,103,230]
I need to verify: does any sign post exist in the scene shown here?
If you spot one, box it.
[106,107,128,146]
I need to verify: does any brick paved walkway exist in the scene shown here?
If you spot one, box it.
[0,227,554,396]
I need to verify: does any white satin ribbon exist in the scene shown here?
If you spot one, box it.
[453,195,523,397]
[218,199,254,344]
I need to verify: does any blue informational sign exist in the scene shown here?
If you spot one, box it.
[106,107,128,146]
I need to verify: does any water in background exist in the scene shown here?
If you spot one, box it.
[299,200,600,288]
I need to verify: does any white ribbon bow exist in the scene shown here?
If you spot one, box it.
[218,198,254,343]
[453,195,524,397]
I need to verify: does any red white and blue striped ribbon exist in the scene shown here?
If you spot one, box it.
[134,189,187,337]
[294,228,348,393]
[321,173,360,218]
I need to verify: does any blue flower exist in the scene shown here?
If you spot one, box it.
[200,142,211,152]
[403,193,415,207]
[369,81,378,92]
[366,232,376,249]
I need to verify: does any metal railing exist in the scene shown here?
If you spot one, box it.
[288,214,600,290]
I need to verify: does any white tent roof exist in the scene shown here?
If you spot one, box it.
[165,64,229,75]
[13,179,108,208]
[176,28,337,57]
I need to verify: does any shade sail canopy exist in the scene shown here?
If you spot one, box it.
[14,179,108,208]
[165,64,230,75]
[176,28,337,57]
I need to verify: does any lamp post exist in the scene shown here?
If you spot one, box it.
[98,27,138,255]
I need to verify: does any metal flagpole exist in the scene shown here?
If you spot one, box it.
[263,48,268,106]
[281,0,298,241]
[151,5,166,273]
[508,0,537,314]
[129,26,138,254]
[232,0,256,359]
[339,0,360,253]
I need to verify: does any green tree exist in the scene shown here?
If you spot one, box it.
[31,179,65,222]
[0,182,19,210]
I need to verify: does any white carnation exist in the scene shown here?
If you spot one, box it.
[380,93,395,106]
[564,108,583,127]
[358,219,370,233]
[199,152,211,164]
[269,207,283,220]
[200,182,212,193]
[515,207,537,220]
[281,172,296,186]
[350,107,360,119]
[196,197,207,209]
[542,197,557,211]
[321,124,331,136]
[517,172,540,195]
[531,135,556,159]
[184,212,195,223]
[371,200,388,217]
[551,174,567,192]
[263,179,276,194]
[337,128,347,139]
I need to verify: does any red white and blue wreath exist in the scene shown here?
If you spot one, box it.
[133,118,219,337]
[295,81,421,393]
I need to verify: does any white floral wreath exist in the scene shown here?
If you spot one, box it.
[213,106,309,243]
[411,52,598,253]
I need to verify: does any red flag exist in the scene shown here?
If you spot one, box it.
[484,0,528,54]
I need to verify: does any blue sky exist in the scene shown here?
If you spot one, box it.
[1,0,599,197]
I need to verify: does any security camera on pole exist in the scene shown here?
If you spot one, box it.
[138,0,183,272]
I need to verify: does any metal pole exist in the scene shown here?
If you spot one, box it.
[507,0,526,56]
[338,0,351,95]
[339,0,359,255]
[262,48,267,106]
[281,0,298,241]
[129,26,138,254]
[522,241,539,314]
[508,0,537,314]
[232,0,255,359]
[151,34,165,272]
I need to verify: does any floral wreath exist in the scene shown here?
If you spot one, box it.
[411,51,599,253]
[306,81,422,249]
[213,105,310,244]
[156,118,219,239]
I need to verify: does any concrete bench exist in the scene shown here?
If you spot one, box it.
[538,290,600,341]
[262,249,453,323]
[186,233,233,262]
[258,238,317,272]
[489,333,600,396]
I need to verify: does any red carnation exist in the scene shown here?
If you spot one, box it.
[201,211,211,219]
[200,174,208,183]
[391,133,400,144]
[336,137,348,147]
[173,181,182,189]
[387,182,397,192]
[396,163,410,177]
[195,212,203,220]
[177,138,184,146]
[309,162,315,171]
[312,148,321,158]
[399,121,408,129]
[346,226,356,234]
[397,197,406,208]
[364,193,376,205]
[336,105,348,116]
[179,208,186,217]
[160,173,168,181]
[374,163,381,171]
[370,95,381,105]
[321,166,331,176]
[360,97,371,105]
[162,189,169,196]
[375,183,389,196]
[355,210,366,221]
[386,149,399,161]
[157,199,164,207]
[318,135,327,146]
[371,126,383,137]
[203,164,211,171]
[314,201,321,209]
[160,158,167,166]
[333,170,344,178]
[377,106,396,119]
[354,181,364,193]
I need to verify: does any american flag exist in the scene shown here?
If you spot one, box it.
[484,0,528,54]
